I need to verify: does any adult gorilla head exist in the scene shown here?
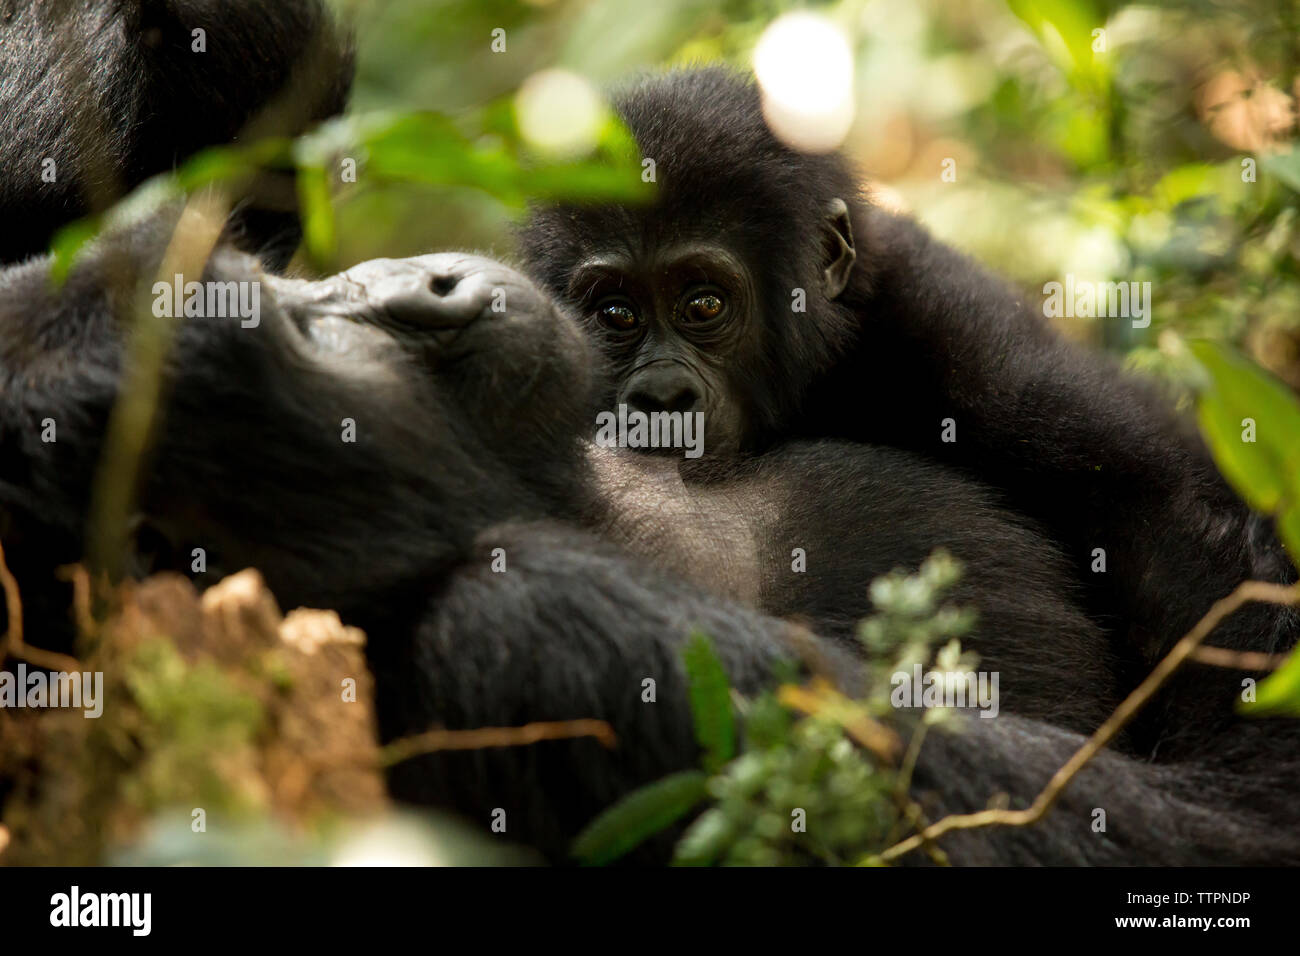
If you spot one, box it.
[0,215,595,640]
[0,0,354,267]
[518,68,863,455]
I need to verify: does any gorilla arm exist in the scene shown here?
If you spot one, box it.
[821,208,1299,669]
[376,521,1300,865]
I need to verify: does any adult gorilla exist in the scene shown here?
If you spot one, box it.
[518,68,1299,761]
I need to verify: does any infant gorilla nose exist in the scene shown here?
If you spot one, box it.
[621,363,702,416]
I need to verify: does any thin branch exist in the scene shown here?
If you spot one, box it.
[778,680,901,763]
[0,538,81,673]
[0,538,19,650]
[1188,645,1286,671]
[87,193,226,582]
[876,579,1300,864]
[378,719,618,767]
[887,723,949,864]
[55,564,98,642]
[890,794,950,866]
[895,720,929,800]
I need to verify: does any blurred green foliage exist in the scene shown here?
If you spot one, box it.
[1193,340,1300,558]
[573,551,976,866]
[321,0,1300,395]
[55,0,1300,384]
[1191,340,1300,715]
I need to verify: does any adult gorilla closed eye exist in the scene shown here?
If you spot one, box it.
[518,67,1299,763]
[4,216,1298,863]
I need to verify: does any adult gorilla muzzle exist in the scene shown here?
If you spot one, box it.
[265,253,528,332]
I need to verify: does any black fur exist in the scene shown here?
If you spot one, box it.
[518,67,1300,761]
[3,216,1297,862]
[2,16,1298,865]
[0,0,353,267]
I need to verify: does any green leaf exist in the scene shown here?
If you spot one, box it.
[48,218,103,284]
[46,101,648,278]
[1151,163,1217,209]
[350,107,648,206]
[671,806,732,867]
[295,163,336,266]
[48,174,182,282]
[176,141,286,191]
[1261,147,1300,194]
[1190,341,1300,561]
[1240,648,1300,717]
[570,770,708,865]
[1006,0,1108,86]
[682,631,735,773]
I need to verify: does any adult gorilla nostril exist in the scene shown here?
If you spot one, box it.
[329,254,547,332]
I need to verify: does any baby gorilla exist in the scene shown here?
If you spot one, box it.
[519,67,1298,766]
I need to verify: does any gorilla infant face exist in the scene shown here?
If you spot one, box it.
[558,202,854,457]
[566,240,756,454]
[519,71,861,458]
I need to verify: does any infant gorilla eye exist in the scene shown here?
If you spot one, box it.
[596,301,638,331]
[682,292,724,324]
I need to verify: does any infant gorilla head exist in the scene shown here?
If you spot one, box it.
[519,68,863,456]
[0,216,596,630]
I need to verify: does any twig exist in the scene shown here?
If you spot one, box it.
[0,538,81,673]
[895,720,929,801]
[55,564,97,642]
[889,794,950,866]
[87,193,226,582]
[1188,646,1286,671]
[378,719,618,767]
[886,722,949,864]
[0,538,19,650]
[778,680,901,762]
[876,580,1300,864]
